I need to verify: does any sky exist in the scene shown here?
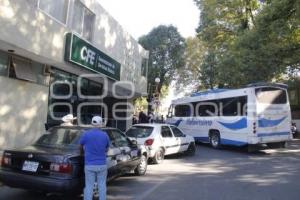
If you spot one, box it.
[99,0,199,40]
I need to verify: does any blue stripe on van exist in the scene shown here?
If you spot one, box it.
[257,132,290,137]
[258,116,287,128]
[194,137,210,143]
[194,137,247,146]
[168,119,183,127]
[220,139,247,146]
[218,118,247,130]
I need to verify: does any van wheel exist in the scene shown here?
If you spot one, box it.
[210,132,221,149]
[152,148,164,164]
[135,155,147,176]
[185,142,196,156]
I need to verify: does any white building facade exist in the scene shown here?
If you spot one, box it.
[0,0,149,151]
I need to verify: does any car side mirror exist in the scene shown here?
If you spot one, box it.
[130,139,138,146]
[107,148,121,157]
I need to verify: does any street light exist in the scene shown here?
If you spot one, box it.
[147,77,161,115]
[152,77,161,118]
[155,77,160,84]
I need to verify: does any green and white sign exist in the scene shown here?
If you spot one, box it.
[65,33,121,81]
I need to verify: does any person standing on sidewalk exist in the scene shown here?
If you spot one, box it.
[80,116,110,200]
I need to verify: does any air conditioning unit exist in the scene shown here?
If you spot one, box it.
[43,65,52,76]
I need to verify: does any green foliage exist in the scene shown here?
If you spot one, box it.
[227,0,300,86]
[133,97,148,112]
[138,25,186,90]
[177,37,206,89]
[193,0,259,88]
[191,0,300,89]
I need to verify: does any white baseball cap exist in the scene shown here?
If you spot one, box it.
[91,116,104,126]
[62,114,76,122]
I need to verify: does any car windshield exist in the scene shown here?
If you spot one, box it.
[126,126,154,138]
[35,128,82,147]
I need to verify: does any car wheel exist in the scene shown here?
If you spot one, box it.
[185,142,196,156]
[210,131,221,149]
[134,155,148,176]
[152,148,164,164]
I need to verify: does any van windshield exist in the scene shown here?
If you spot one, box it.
[126,126,154,138]
[255,87,287,104]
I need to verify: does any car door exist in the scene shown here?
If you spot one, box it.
[170,126,189,152]
[110,129,137,173]
[105,130,123,178]
[160,126,179,155]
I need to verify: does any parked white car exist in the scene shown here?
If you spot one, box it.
[125,124,196,164]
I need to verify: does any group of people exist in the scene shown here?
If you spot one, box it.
[132,111,165,125]
[61,114,109,200]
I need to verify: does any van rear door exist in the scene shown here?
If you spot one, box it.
[255,87,292,142]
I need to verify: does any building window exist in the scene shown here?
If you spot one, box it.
[0,51,8,76]
[9,57,37,83]
[47,68,104,126]
[38,0,69,24]
[141,58,148,77]
[72,0,95,41]
[0,51,50,86]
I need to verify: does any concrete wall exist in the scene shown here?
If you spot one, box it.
[0,0,148,95]
[0,76,48,151]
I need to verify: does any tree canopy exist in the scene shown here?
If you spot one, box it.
[138,25,185,92]
[187,0,300,89]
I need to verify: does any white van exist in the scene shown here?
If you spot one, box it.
[166,83,293,150]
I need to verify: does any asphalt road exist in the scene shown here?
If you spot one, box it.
[1,140,300,200]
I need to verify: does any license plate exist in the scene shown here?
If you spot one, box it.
[22,161,39,172]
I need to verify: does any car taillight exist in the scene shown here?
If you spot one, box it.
[0,156,3,166]
[144,139,154,146]
[50,163,72,174]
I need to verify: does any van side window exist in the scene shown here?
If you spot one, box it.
[174,104,192,117]
[161,126,173,138]
[220,96,247,116]
[195,100,218,117]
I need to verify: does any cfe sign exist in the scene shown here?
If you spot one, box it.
[65,33,121,80]
[80,46,96,65]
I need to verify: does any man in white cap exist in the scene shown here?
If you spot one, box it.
[61,114,76,126]
[79,116,110,200]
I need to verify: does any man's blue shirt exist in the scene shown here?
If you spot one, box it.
[79,128,110,166]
